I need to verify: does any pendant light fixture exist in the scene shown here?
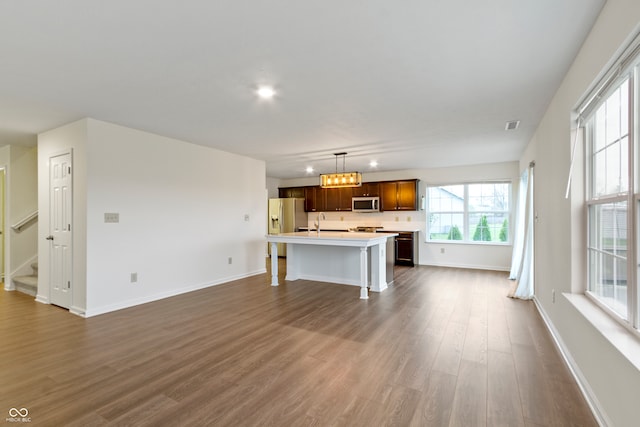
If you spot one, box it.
[319,152,362,188]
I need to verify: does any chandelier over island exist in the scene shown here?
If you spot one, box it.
[319,152,363,188]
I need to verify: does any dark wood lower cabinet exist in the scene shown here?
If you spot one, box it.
[392,231,419,266]
[396,233,415,267]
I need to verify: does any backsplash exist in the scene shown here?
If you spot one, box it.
[306,210,424,231]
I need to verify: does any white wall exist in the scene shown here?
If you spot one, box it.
[525,1,640,425]
[266,176,281,199]
[279,162,518,271]
[38,118,267,317]
[37,120,88,313]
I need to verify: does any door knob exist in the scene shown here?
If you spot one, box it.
[46,235,54,241]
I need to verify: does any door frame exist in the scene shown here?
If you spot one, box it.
[40,148,74,310]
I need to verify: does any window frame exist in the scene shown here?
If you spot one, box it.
[426,181,512,245]
[584,63,639,335]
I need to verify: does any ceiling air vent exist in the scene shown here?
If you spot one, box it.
[505,120,520,130]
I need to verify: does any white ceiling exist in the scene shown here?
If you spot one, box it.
[0,1,605,179]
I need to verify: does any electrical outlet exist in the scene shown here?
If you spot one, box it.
[228,257,233,265]
[130,272,137,283]
[244,214,250,221]
[340,216,344,221]
[552,289,555,303]
[440,247,445,254]
[407,216,412,222]
[395,216,399,222]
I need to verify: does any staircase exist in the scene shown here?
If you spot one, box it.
[13,262,38,296]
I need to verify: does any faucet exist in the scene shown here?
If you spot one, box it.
[314,213,326,233]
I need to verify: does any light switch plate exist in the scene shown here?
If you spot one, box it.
[104,213,119,223]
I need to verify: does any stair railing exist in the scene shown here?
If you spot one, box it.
[11,210,38,232]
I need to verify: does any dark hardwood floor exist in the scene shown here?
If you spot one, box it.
[0,262,596,426]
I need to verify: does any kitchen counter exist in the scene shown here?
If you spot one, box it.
[266,231,397,299]
[267,231,392,245]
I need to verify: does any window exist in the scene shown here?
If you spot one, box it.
[584,53,639,332]
[427,182,511,243]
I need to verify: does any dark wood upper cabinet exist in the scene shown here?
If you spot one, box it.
[324,187,352,211]
[352,182,380,197]
[380,179,419,211]
[290,179,417,212]
[380,182,398,211]
[304,186,320,212]
[396,180,419,210]
[324,188,339,211]
[278,187,305,198]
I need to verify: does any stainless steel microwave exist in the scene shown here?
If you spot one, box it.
[352,196,379,212]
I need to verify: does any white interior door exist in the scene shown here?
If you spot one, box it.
[49,153,72,308]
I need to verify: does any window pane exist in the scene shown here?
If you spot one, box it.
[594,107,606,152]
[588,251,628,319]
[427,183,510,244]
[620,79,629,136]
[468,183,509,212]
[605,86,621,144]
[469,212,508,242]
[593,150,606,197]
[429,213,463,240]
[605,142,621,194]
[588,202,628,320]
[593,137,627,196]
[620,136,628,192]
[585,72,633,328]
[428,185,463,212]
[589,202,627,255]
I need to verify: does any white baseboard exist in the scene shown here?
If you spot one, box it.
[69,306,86,317]
[35,294,49,304]
[34,295,84,317]
[533,296,610,427]
[83,269,266,318]
[423,261,510,272]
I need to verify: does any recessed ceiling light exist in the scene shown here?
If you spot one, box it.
[257,86,276,99]
[369,160,378,168]
[305,166,314,174]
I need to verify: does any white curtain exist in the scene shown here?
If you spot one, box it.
[509,163,534,299]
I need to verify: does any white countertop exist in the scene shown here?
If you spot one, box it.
[266,231,397,247]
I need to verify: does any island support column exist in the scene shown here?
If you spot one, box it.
[270,242,279,286]
[359,247,369,299]
[369,239,389,292]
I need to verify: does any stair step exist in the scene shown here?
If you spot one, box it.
[13,275,37,287]
[13,275,37,296]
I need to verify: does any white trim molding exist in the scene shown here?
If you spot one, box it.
[533,296,611,427]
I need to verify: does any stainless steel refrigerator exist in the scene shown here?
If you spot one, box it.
[268,198,307,256]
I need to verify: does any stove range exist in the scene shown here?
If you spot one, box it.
[355,226,384,233]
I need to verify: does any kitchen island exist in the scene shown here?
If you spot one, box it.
[266,231,397,299]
